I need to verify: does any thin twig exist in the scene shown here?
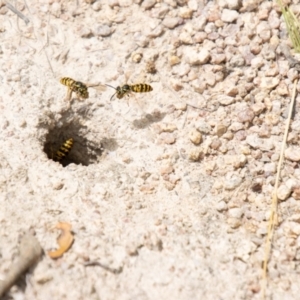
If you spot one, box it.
[84,261,123,274]
[261,80,298,299]
[4,0,30,25]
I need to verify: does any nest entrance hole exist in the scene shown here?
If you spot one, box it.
[44,123,103,167]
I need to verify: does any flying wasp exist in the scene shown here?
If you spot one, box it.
[105,83,153,101]
[54,138,74,162]
[60,77,89,101]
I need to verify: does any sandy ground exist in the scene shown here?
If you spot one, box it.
[1,0,300,299]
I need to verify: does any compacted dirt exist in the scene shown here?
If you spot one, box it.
[1,0,300,299]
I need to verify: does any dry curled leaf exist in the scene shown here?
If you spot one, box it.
[48,222,74,259]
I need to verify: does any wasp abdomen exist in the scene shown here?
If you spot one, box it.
[54,138,74,161]
[130,84,153,93]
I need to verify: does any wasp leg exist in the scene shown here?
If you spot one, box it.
[110,92,116,101]
[65,88,73,101]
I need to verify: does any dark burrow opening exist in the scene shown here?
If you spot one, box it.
[44,122,104,167]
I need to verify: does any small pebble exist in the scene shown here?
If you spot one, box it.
[179,31,193,44]
[210,139,221,150]
[188,0,198,10]
[51,3,61,17]
[228,208,244,219]
[259,77,280,90]
[158,132,176,144]
[93,25,112,37]
[134,32,149,47]
[285,147,300,162]
[174,103,187,111]
[142,0,156,9]
[178,7,193,19]
[221,9,239,22]
[131,52,143,63]
[223,173,242,190]
[237,107,255,123]
[169,55,180,66]
[151,5,169,19]
[292,188,300,200]
[252,103,265,115]
[185,48,211,65]
[92,1,101,11]
[216,201,227,212]
[162,17,180,29]
[188,149,203,161]
[217,95,235,105]
[160,165,174,175]
[227,217,241,229]
[264,162,276,175]
[194,32,207,43]
[196,121,211,134]
[170,78,183,91]
[189,129,202,145]
[215,124,227,137]
[277,184,292,201]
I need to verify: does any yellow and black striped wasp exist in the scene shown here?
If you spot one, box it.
[105,83,153,101]
[54,138,74,162]
[60,77,106,101]
[60,77,89,101]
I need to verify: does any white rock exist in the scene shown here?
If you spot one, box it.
[188,0,198,11]
[92,1,102,11]
[142,0,156,9]
[133,32,149,47]
[260,77,280,90]
[286,178,298,190]
[185,48,210,65]
[191,79,206,93]
[178,7,193,19]
[162,17,180,29]
[229,122,244,132]
[235,240,257,262]
[216,95,235,105]
[223,172,242,190]
[172,63,191,76]
[93,25,112,37]
[226,0,240,9]
[291,120,300,132]
[221,9,239,23]
[290,222,300,235]
[277,184,292,201]
[216,201,227,211]
[285,147,300,162]
[246,134,274,151]
[196,121,211,134]
[218,0,240,9]
[251,57,264,69]
[179,31,193,44]
[264,163,276,175]
[234,154,247,168]
[228,208,244,219]
[252,103,265,115]
[149,25,164,37]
